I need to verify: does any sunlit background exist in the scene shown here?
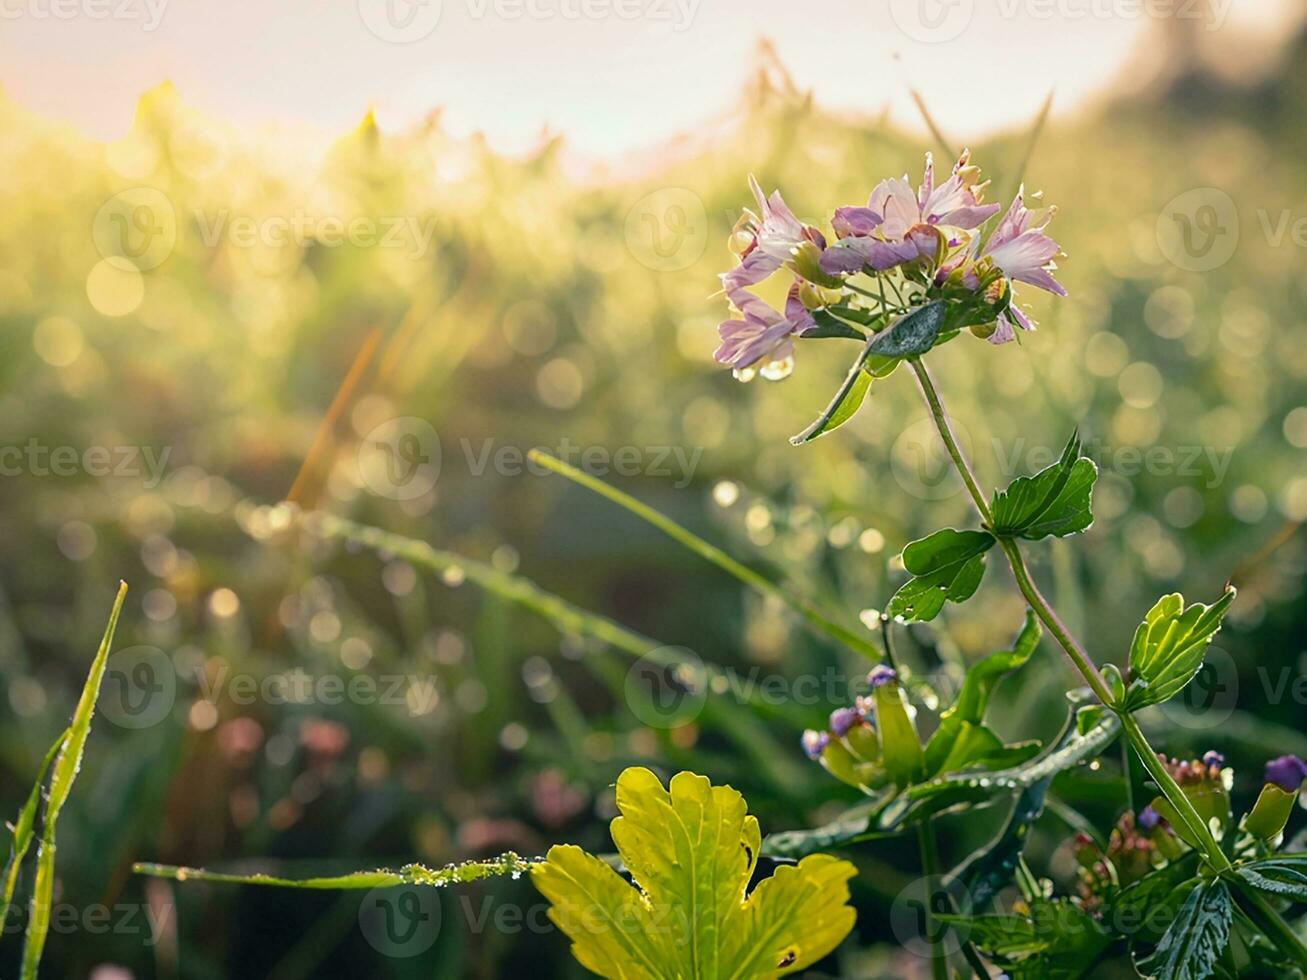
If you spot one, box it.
[2,1,1306,977]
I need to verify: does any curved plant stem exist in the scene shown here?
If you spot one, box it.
[908,357,1307,967]
[915,818,949,980]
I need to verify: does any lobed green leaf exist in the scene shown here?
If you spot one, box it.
[1125,587,1237,710]
[991,431,1098,540]
[887,528,995,622]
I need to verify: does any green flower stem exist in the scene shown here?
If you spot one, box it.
[909,358,1307,968]
[915,817,949,980]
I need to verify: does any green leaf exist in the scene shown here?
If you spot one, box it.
[1110,854,1201,946]
[1234,855,1307,902]
[21,583,128,980]
[789,323,902,445]
[936,913,1046,957]
[1243,784,1299,841]
[887,528,996,622]
[948,776,1054,907]
[865,300,948,358]
[991,432,1098,540]
[1125,587,1237,710]
[874,677,926,787]
[925,610,1041,774]
[1,729,69,919]
[790,360,873,445]
[1137,879,1233,980]
[804,309,866,340]
[134,853,538,889]
[884,694,1120,829]
[531,768,857,979]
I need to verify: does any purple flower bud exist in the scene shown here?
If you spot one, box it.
[828,706,861,737]
[1264,755,1307,793]
[867,664,898,688]
[854,695,876,721]
[1138,805,1161,831]
[801,729,829,761]
[1202,750,1225,769]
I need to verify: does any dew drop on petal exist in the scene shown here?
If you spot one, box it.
[759,355,794,381]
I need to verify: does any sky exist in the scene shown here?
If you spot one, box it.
[0,0,1297,158]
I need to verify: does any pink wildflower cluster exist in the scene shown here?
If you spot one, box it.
[716,151,1065,380]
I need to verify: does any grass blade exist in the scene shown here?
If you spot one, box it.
[1,728,70,920]
[298,512,786,715]
[134,853,538,889]
[526,451,882,662]
[20,581,128,980]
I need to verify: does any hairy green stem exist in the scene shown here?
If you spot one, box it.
[915,818,949,980]
[909,357,1307,967]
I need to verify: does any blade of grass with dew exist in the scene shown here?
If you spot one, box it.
[134,853,538,889]
[20,582,127,980]
[525,451,882,663]
[1,728,69,922]
[298,512,795,717]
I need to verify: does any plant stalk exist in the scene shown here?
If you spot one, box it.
[915,818,949,980]
[908,357,1307,967]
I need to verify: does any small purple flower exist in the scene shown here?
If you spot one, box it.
[828,706,862,737]
[1265,755,1307,793]
[867,664,898,688]
[1138,805,1161,831]
[714,282,815,381]
[980,187,1065,345]
[1202,750,1225,769]
[722,176,824,292]
[801,729,829,761]
[854,694,876,720]
[820,150,998,278]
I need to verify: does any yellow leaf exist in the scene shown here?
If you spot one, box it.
[532,768,857,979]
